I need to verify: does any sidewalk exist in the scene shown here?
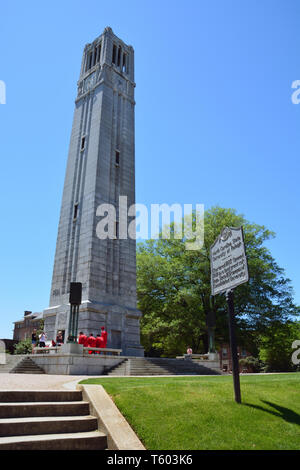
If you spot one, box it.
[0,373,90,391]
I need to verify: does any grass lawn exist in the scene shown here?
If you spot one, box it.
[80,373,300,450]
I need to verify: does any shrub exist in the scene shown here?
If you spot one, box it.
[14,338,32,355]
[239,356,263,372]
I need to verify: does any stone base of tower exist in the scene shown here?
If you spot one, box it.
[43,300,144,357]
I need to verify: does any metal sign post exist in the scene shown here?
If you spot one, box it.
[226,289,241,403]
[210,226,249,404]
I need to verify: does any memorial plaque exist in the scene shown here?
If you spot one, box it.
[210,226,249,296]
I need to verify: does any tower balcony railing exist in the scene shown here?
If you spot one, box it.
[32,346,122,356]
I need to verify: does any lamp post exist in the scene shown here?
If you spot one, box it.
[67,282,82,343]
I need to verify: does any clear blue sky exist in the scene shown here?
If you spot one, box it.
[0,0,299,338]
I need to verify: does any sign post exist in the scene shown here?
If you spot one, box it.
[210,226,249,404]
[226,289,241,403]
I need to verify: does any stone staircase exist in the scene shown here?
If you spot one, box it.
[0,355,26,373]
[0,390,107,450]
[10,357,45,374]
[107,357,221,376]
[106,358,129,376]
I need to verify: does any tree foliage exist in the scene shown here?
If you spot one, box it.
[259,320,300,372]
[137,206,299,359]
[14,338,32,355]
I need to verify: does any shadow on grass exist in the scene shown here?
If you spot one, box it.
[244,400,300,426]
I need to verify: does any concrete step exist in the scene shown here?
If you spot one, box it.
[0,431,107,450]
[107,357,221,376]
[10,357,45,374]
[0,364,18,373]
[0,415,98,437]
[106,359,128,375]
[130,367,170,374]
[0,390,82,402]
[0,401,90,418]
[0,356,25,373]
[0,389,108,450]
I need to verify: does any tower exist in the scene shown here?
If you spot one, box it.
[43,27,143,356]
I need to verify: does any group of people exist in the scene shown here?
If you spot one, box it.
[31,327,108,353]
[31,329,47,352]
[78,327,108,353]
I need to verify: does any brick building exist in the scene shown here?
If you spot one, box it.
[13,311,43,342]
[219,344,253,373]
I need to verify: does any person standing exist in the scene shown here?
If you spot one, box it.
[78,332,87,346]
[95,334,104,353]
[87,333,96,354]
[39,332,47,348]
[101,326,107,348]
[31,329,37,353]
[56,331,63,346]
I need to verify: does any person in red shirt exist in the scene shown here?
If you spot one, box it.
[95,334,104,354]
[87,333,96,354]
[78,332,87,346]
[101,326,107,348]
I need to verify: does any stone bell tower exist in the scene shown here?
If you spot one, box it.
[43,27,144,356]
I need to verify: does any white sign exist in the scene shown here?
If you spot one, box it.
[210,226,249,296]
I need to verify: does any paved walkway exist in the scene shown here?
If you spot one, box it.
[0,373,90,391]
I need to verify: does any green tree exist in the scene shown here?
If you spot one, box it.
[137,206,299,357]
[36,319,45,338]
[259,320,300,372]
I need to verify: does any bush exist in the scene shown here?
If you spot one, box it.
[14,338,32,355]
[239,356,263,372]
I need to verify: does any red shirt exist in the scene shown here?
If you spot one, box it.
[95,336,104,348]
[87,335,97,347]
[78,334,87,345]
[101,330,107,348]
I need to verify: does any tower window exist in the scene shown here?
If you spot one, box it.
[93,47,97,67]
[73,203,79,220]
[117,46,122,67]
[115,150,120,166]
[80,136,86,151]
[86,51,93,71]
[96,42,102,63]
[112,44,117,64]
[122,53,127,73]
